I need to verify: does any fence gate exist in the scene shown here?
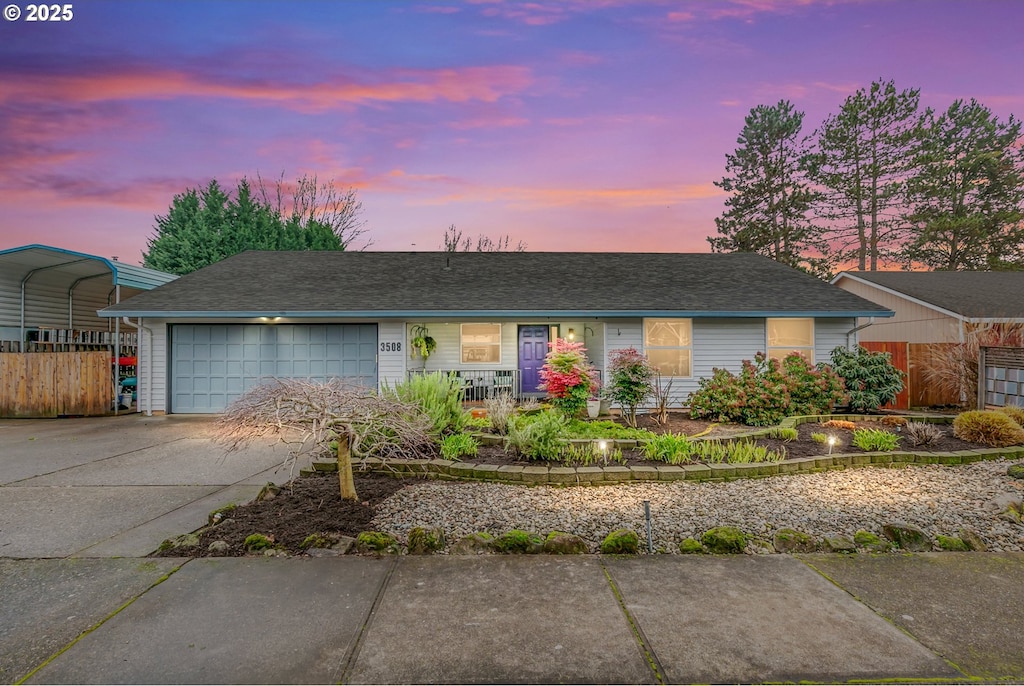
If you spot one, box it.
[980,346,1024,409]
[859,341,910,410]
[0,352,113,417]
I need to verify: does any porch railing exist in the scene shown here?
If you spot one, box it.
[408,369,521,400]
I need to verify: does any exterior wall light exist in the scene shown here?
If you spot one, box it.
[567,328,576,341]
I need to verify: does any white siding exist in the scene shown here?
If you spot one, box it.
[138,318,168,414]
[814,318,854,365]
[378,321,406,388]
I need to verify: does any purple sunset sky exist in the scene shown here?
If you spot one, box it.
[1,0,1022,266]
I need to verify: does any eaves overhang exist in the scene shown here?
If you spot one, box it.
[98,308,896,319]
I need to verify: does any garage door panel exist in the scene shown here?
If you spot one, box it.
[171,324,378,413]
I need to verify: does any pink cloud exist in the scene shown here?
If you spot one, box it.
[0,64,534,113]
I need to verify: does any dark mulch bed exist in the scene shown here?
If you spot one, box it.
[755,420,979,459]
[151,472,420,558]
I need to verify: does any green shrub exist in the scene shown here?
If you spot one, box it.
[690,440,784,464]
[829,345,906,412]
[600,529,640,554]
[483,393,517,435]
[243,533,275,552]
[811,432,829,444]
[383,372,465,436]
[851,428,899,451]
[642,433,693,464]
[607,347,655,427]
[506,411,569,460]
[996,405,1024,426]
[767,427,798,441]
[688,352,845,426]
[560,443,626,466]
[953,410,1024,447]
[463,415,490,431]
[439,432,479,461]
[903,421,944,447]
[564,419,652,441]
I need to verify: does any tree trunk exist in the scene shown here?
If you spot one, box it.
[337,435,358,501]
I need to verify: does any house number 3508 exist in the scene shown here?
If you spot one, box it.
[380,341,402,352]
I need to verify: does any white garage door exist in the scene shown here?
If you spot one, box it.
[170,324,378,413]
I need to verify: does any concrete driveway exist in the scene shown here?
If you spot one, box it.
[0,414,306,558]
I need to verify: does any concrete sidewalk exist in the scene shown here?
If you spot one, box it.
[3,553,1022,685]
[0,415,306,558]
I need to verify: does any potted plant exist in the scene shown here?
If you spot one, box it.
[410,325,436,362]
[586,394,601,419]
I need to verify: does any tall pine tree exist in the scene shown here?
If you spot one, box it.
[902,99,1024,271]
[812,80,921,271]
[709,101,823,275]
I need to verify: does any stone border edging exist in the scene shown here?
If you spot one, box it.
[301,414,1024,485]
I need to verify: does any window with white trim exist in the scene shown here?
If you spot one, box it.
[643,318,692,377]
[461,323,501,364]
[767,318,814,361]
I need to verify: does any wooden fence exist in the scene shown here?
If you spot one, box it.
[0,352,113,417]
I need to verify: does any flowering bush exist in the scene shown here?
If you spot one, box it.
[688,352,845,426]
[607,347,655,427]
[539,338,599,418]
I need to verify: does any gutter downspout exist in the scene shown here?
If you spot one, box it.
[845,317,876,350]
[122,317,154,416]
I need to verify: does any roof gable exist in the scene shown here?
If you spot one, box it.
[102,251,893,318]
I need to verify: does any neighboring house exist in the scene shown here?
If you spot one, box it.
[832,270,1024,408]
[832,271,1024,344]
[99,251,893,414]
[0,244,178,416]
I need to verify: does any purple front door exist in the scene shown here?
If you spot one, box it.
[518,325,549,394]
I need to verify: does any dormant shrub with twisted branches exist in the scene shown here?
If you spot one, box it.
[217,378,434,500]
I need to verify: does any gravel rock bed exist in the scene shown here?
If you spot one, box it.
[371,461,1024,553]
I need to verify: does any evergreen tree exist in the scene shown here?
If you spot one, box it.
[812,80,921,271]
[709,101,823,275]
[901,99,1024,270]
[143,177,365,275]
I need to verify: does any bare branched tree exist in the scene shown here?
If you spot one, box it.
[256,172,371,250]
[217,378,433,500]
[442,224,527,252]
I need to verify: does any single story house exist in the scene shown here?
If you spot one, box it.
[0,244,177,416]
[99,251,893,415]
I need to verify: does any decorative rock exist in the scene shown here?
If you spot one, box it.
[772,528,817,554]
[600,529,640,554]
[701,526,747,554]
[1007,463,1024,479]
[678,537,705,554]
[936,535,969,552]
[853,530,892,553]
[332,536,356,554]
[492,529,544,554]
[882,522,932,551]
[207,540,230,554]
[451,532,494,555]
[305,547,343,557]
[823,535,857,553]
[958,528,988,552]
[748,538,776,555]
[256,482,281,501]
[986,493,1023,514]
[542,531,588,554]
[355,531,399,554]
[407,527,446,554]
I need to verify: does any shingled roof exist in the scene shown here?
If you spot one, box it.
[836,271,1024,319]
[101,251,892,318]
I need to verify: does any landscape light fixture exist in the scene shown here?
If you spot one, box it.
[828,435,837,455]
